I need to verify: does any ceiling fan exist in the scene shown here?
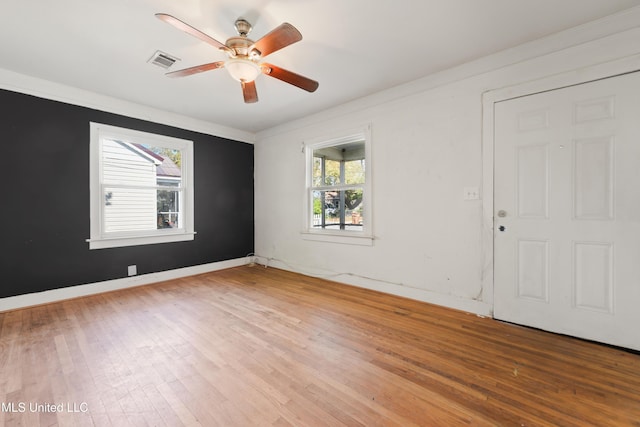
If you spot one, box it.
[156,13,319,103]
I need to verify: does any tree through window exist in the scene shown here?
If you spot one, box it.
[309,136,367,231]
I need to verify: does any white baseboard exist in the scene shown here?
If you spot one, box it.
[0,258,247,312]
[263,259,493,317]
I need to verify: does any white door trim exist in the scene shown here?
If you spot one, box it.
[481,53,640,314]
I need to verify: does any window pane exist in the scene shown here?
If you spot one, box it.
[103,187,157,233]
[102,139,182,185]
[312,157,342,186]
[100,138,184,233]
[312,189,364,231]
[151,146,182,184]
[324,159,341,185]
[312,157,323,187]
[157,188,181,229]
[102,139,157,186]
[312,140,365,187]
[345,159,365,184]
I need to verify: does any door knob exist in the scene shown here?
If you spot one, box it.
[497,210,507,218]
[498,225,506,232]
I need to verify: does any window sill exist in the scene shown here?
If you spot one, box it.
[301,230,374,246]
[87,231,196,250]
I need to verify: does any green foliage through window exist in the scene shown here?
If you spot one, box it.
[310,139,366,231]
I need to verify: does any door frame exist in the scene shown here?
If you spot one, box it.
[481,54,640,315]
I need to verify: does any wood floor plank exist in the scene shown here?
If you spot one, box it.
[1,265,640,426]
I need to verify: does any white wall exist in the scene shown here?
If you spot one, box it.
[254,9,640,315]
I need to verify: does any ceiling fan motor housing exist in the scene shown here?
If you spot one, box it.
[234,18,252,36]
[225,36,254,58]
[226,19,261,60]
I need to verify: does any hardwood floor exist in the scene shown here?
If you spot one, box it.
[1,266,639,426]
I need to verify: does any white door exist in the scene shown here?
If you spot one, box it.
[494,71,640,351]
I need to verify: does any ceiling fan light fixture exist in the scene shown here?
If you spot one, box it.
[225,58,261,82]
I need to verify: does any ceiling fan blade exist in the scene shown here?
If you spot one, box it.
[250,23,302,58]
[242,80,258,103]
[261,63,319,92]
[156,13,231,53]
[165,61,225,78]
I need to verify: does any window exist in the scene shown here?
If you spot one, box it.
[304,125,372,245]
[88,123,195,249]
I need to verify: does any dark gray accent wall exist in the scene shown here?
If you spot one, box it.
[0,89,254,298]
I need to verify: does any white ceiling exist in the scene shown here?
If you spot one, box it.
[1,0,639,133]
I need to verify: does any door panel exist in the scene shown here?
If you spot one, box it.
[494,71,640,351]
[517,239,549,302]
[517,143,549,219]
[573,242,613,313]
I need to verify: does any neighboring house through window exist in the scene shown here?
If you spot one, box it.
[304,124,372,245]
[88,122,194,249]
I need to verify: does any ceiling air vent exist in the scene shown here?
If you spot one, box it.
[148,50,179,69]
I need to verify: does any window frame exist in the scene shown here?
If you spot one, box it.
[87,122,195,250]
[303,124,373,246]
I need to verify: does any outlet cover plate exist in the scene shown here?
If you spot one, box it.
[127,265,137,276]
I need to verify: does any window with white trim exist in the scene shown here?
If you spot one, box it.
[304,125,372,244]
[88,122,195,249]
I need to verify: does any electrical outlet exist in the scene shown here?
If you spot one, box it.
[127,265,137,276]
[464,187,480,200]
